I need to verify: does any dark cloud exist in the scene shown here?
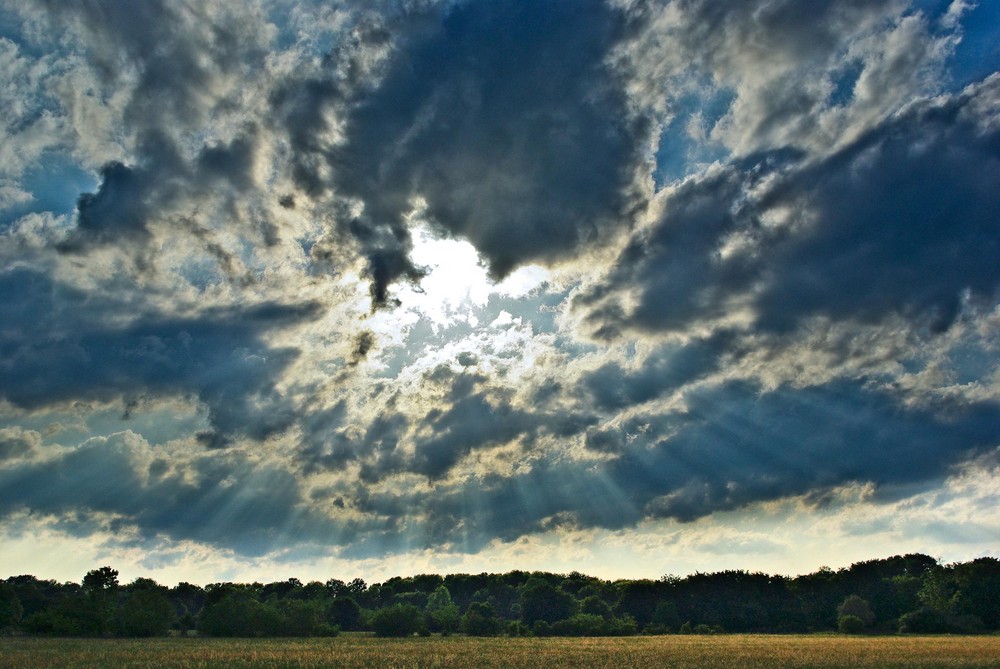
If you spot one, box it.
[298,369,597,483]
[36,0,268,132]
[283,0,650,305]
[0,433,339,556]
[0,428,40,461]
[343,378,1000,555]
[578,76,1000,338]
[58,130,264,259]
[581,331,737,411]
[348,330,376,366]
[0,268,320,444]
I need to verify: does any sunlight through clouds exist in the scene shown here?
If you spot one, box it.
[0,0,998,583]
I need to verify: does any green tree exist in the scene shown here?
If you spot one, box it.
[918,569,960,614]
[463,601,503,636]
[274,599,337,636]
[580,595,612,620]
[837,595,875,628]
[520,579,577,627]
[426,585,461,635]
[328,596,362,631]
[370,603,425,637]
[0,583,23,631]
[198,591,282,637]
[651,600,680,630]
[117,578,173,637]
[82,567,119,636]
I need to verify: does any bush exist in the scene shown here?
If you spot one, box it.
[116,588,174,637]
[580,596,612,620]
[273,599,338,637]
[198,592,282,637]
[462,601,503,637]
[552,613,608,636]
[532,620,553,637]
[837,595,875,628]
[328,597,362,631]
[838,615,865,634]
[507,620,530,636]
[898,607,949,634]
[370,603,425,637]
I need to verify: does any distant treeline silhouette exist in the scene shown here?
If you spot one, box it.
[1,554,997,637]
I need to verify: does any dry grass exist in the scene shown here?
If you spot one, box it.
[1,634,998,669]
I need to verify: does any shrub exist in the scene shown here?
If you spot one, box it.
[370,603,425,637]
[532,620,553,637]
[198,592,282,637]
[328,597,362,631]
[552,613,608,636]
[898,607,948,634]
[838,614,865,634]
[462,601,503,637]
[837,595,875,628]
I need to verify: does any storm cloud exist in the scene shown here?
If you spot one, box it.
[0,0,998,578]
[281,0,650,304]
[577,75,1000,338]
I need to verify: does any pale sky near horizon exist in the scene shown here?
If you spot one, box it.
[1,0,999,586]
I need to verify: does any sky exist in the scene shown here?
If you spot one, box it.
[1,0,999,587]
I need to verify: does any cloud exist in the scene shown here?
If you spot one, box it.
[0,0,998,576]
[0,267,321,445]
[29,0,272,134]
[336,376,1000,556]
[577,75,1000,339]
[0,427,41,462]
[280,0,651,305]
[0,431,340,556]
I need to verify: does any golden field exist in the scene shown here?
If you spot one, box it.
[1,634,998,669]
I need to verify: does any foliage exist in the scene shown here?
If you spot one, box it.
[370,603,425,637]
[520,579,577,626]
[898,607,949,634]
[116,583,173,637]
[198,592,283,637]
[838,614,865,634]
[0,584,23,630]
[463,601,503,636]
[837,595,875,628]
[426,585,461,635]
[4,554,1000,639]
[328,596,362,631]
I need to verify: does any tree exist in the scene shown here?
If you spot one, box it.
[463,601,503,636]
[117,578,173,637]
[651,600,681,630]
[580,594,612,620]
[426,585,461,636]
[198,591,282,637]
[83,567,119,636]
[370,603,425,637]
[838,614,865,634]
[0,583,23,631]
[328,596,362,631]
[520,579,577,627]
[273,599,337,636]
[837,595,874,629]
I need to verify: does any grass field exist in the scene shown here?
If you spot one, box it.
[1,634,998,669]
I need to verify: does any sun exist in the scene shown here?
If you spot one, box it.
[397,223,549,327]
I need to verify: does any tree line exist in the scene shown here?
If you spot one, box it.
[1,554,997,638]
